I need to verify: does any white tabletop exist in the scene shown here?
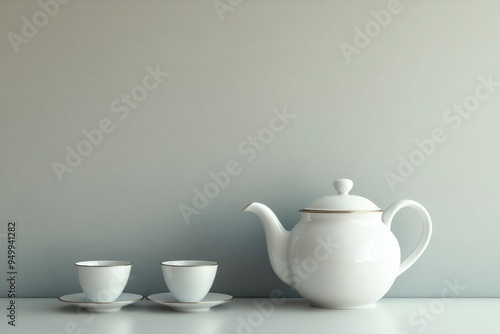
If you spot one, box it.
[1,297,498,334]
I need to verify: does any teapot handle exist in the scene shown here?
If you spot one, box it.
[382,200,432,276]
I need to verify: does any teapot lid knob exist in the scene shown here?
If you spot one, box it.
[333,179,353,195]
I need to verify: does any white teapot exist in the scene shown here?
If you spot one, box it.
[242,178,432,309]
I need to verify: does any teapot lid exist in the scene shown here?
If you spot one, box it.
[301,179,381,213]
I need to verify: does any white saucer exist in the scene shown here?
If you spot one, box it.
[59,293,143,312]
[147,292,233,312]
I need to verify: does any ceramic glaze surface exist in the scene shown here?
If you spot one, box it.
[75,261,131,303]
[287,213,400,308]
[242,179,432,308]
[161,260,218,302]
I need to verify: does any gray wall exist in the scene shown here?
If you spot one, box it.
[1,0,499,298]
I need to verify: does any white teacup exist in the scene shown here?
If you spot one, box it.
[161,260,218,302]
[75,260,131,302]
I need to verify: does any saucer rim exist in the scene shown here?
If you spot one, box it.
[59,292,144,305]
[146,292,233,305]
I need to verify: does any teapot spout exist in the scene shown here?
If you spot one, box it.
[241,202,291,286]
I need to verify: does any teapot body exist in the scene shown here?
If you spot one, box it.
[287,212,400,308]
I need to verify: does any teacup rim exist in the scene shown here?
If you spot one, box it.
[161,260,218,267]
[75,260,132,267]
